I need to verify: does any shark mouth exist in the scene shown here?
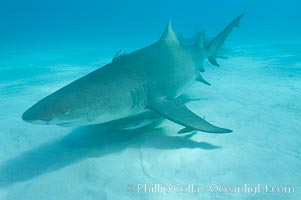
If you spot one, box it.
[56,119,88,127]
[30,120,50,125]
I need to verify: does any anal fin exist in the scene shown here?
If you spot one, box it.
[147,98,232,134]
[196,73,211,86]
[208,56,220,67]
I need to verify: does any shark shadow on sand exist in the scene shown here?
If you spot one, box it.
[0,113,220,188]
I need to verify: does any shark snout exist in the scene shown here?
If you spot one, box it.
[22,107,52,125]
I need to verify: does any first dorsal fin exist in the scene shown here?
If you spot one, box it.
[159,20,180,46]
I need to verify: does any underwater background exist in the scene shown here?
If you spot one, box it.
[0,0,300,199]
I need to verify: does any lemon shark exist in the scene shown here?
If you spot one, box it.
[22,14,244,133]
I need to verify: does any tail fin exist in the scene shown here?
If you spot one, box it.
[207,14,244,66]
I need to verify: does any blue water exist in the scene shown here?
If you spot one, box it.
[0,0,300,199]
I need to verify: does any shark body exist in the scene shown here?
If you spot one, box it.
[22,15,244,133]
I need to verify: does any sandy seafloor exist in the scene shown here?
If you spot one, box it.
[0,39,300,200]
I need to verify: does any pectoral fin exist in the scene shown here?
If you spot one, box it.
[147,98,232,134]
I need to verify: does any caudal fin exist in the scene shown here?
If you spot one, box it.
[207,14,244,66]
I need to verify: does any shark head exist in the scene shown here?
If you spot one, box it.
[22,105,52,125]
[21,84,125,127]
[22,94,88,126]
